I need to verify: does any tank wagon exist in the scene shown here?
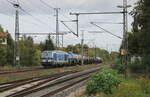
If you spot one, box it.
[41,50,102,68]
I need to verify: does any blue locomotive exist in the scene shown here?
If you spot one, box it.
[41,50,102,68]
[41,50,69,67]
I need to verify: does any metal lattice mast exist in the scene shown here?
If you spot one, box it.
[14,3,20,66]
[123,0,128,78]
[55,8,60,48]
[81,30,84,65]
[62,34,64,47]
[117,0,130,78]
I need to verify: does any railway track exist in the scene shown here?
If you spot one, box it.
[0,70,78,92]
[0,68,48,75]
[0,64,99,75]
[0,67,101,97]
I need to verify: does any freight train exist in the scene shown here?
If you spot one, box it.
[41,50,102,68]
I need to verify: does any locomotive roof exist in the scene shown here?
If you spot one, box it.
[67,53,77,57]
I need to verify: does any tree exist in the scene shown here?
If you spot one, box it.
[6,32,14,66]
[128,0,150,74]
[129,0,150,56]
[19,36,41,66]
[39,34,55,51]
[0,25,4,33]
[66,45,74,52]
[0,26,14,66]
[0,45,7,66]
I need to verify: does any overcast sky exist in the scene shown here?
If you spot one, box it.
[0,0,138,52]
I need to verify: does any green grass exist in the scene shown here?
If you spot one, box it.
[109,78,150,97]
[0,65,42,71]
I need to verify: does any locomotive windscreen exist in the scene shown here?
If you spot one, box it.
[41,51,52,58]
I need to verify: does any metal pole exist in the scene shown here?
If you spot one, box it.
[76,14,79,37]
[70,12,123,15]
[70,12,123,37]
[81,30,84,65]
[62,34,63,47]
[55,8,60,48]
[93,42,95,57]
[123,0,128,78]
[95,45,96,59]
[14,3,20,66]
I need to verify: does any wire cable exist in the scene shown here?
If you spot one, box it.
[19,7,50,27]
[5,0,55,31]
[6,0,48,26]
[91,22,122,39]
[61,21,78,36]
[59,9,72,21]
[39,0,73,21]
[92,22,123,24]
[5,0,14,5]
[40,0,54,9]
[20,0,56,30]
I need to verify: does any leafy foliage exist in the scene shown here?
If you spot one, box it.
[126,0,150,74]
[91,77,150,97]
[19,36,41,66]
[39,34,55,51]
[128,58,143,73]
[129,0,150,56]
[0,25,42,66]
[0,45,7,66]
[128,56,150,73]
[112,64,125,74]
[65,44,88,54]
[0,26,14,66]
[86,68,123,95]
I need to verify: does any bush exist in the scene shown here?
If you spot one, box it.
[86,68,124,95]
[128,57,150,74]
[128,58,144,73]
[112,64,125,74]
[0,45,7,66]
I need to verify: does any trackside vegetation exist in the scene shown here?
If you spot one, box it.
[110,78,150,97]
[86,68,123,95]
[127,0,150,75]
[85,68,150,97]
